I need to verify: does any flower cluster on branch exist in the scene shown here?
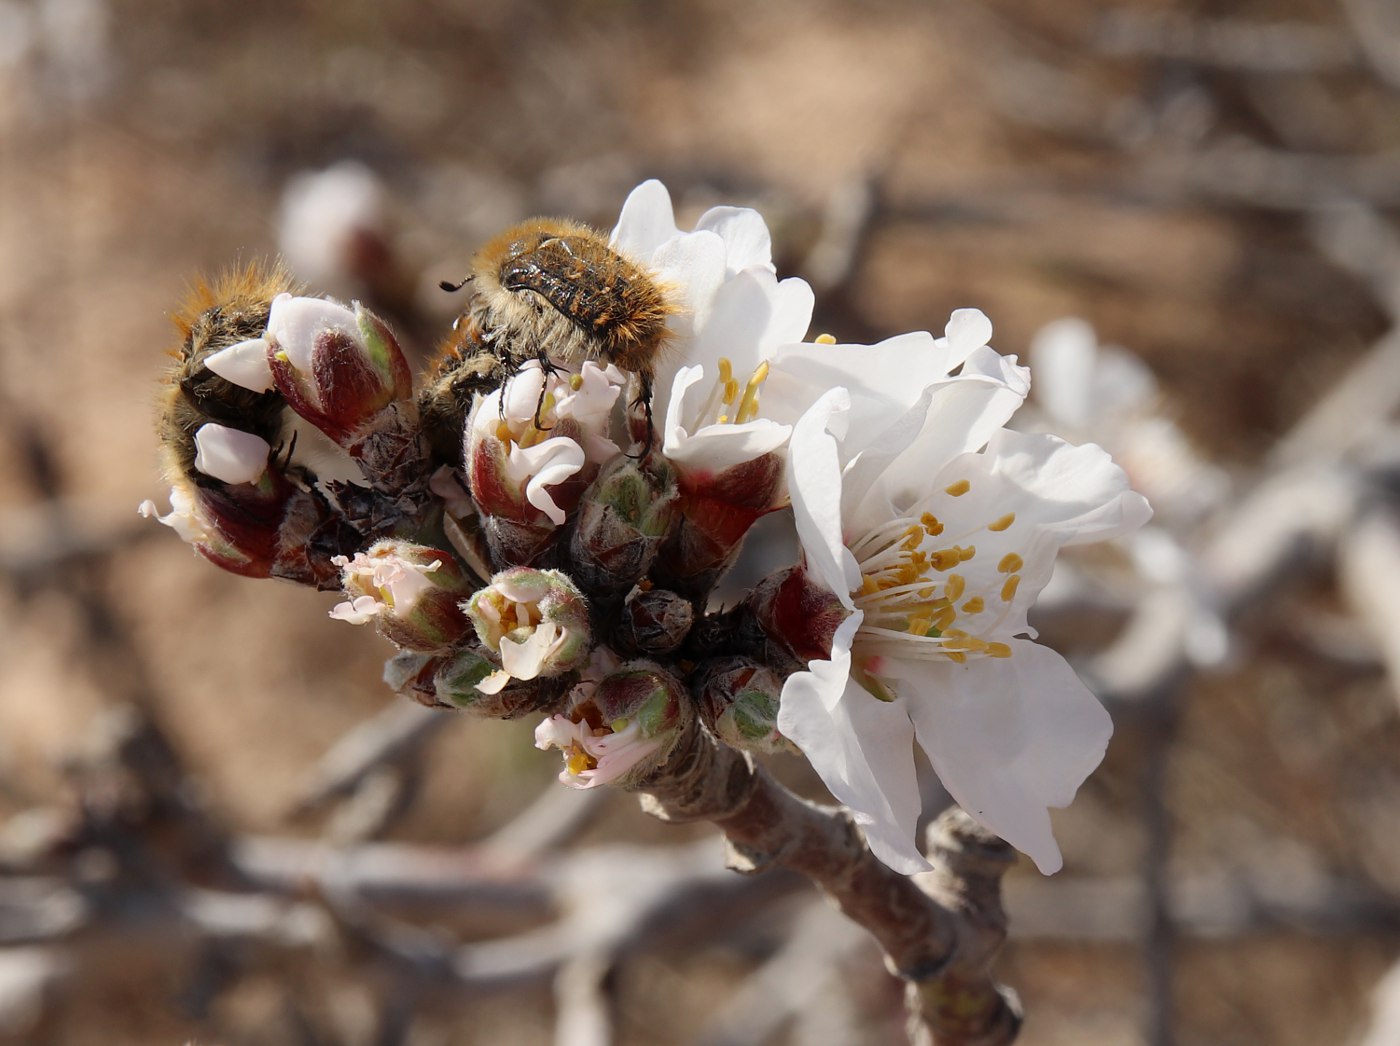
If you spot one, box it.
[143,180,1150,880]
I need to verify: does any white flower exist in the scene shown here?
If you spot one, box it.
[329,548,442,625]
[533,714,662,789]
[776,342,1151,875]
[466,568,591,695]
[467,360,627,525]
[610,180,814,484]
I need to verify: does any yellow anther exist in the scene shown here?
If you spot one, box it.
[566,748,597,775]
[930,549,962,571]
[988,513,1015,532]
[735,361,771,424]
[570,373,584,391]
[933,606,956,632]
[943,637,981,651]
[815,333,838,345]
[946,651,967,664]
[921,512,945,536]
[495,420,513,442]
[919,587,936,599]
[717,414,729,424]
[718,357,734,384]
[986,642,1012,658]
[860,576,881,596]
[901,527,923,552]
[907,616,932,637]
[961,597,985,614]
[958,544,976,562]
[723,378,740,404]
[945,574,966,602]
[1001,575,1021,602]
[610,718,629,733]
[945,479,971,497]
[998,553,1024,574]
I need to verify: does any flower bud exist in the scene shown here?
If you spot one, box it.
[694,657,795,755]
[383,650,447,708]
[614,586,694,657]
[655,451,784,596]
[434,644,570,718]
[748,564,852,673]
[141,459,357,590]
[534,661,692,789]
[568,457,679,596]
[465,568,592,695]
[263,294,413,446]
[330,540,474,652]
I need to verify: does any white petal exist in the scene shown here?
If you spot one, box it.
[787,389,860,602]
[985,429,1153,544]
[476,668,512,695]
[204,337,274,392]
[901,640,1113,874]
[513,437,586,524]
[610,179,681,258]
[139,488,207,544]
[535,714,586,751]
[690,269,813,382]
[695,206,774,273]
[499,621,561,681]
[665,417,791,475]
[192,424,270,485]
[840,374,1027,538]
[329,595,385,625]
[777,631,930,875]
[943,308,994,369]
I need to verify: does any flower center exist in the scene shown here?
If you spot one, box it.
[848,483,1024,672]
[692,357,771,428]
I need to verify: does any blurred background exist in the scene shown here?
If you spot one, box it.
[3,0,1400,1042]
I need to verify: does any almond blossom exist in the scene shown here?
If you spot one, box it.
[774,328,1151,875]
[610,179,814,486]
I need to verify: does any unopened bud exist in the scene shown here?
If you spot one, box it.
[434,644,570,718]
[748,565,852,672]
[262,294,413,445]
[694,657,795,755]
[141,461,356,590]
[614,586,694,657]
[383,650,447,708]
[534,661,691,789]
[466,568,592,695]
[569,457,678,596]
[330,540,473,652]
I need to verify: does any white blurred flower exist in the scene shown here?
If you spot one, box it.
[278,161,387,288]
[1029,318,1227,524]
[776,333,1151,875]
